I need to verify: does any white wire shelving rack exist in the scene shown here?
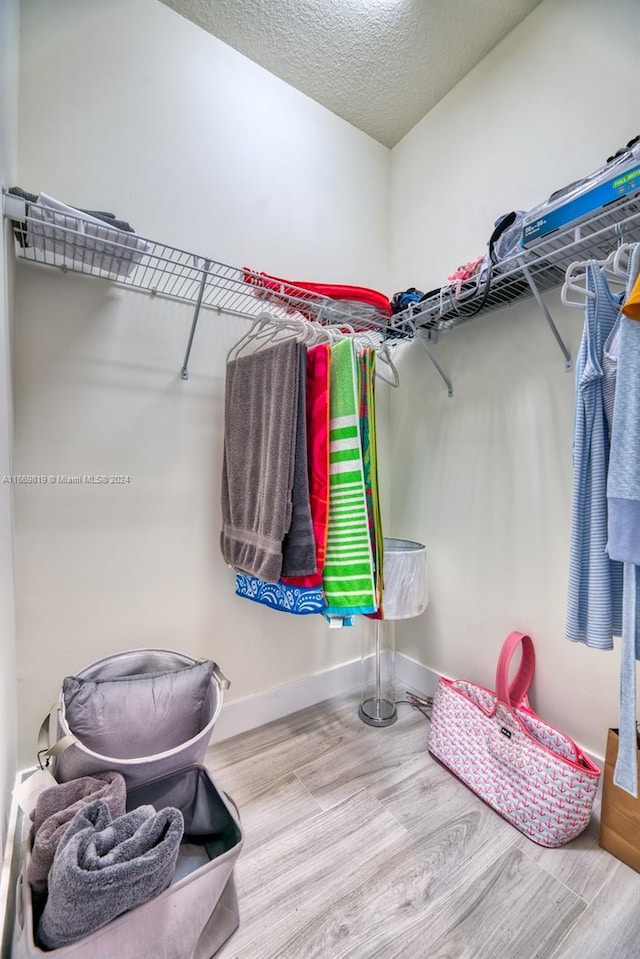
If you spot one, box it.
[393,191,640,394]
[3,188,640,393]
[2,191,410,380]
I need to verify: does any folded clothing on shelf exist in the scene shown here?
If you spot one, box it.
[11,190,150,278]
[8,186,135,235]
[390,288,424,314]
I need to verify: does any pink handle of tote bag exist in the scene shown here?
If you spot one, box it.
[495,631,535,709]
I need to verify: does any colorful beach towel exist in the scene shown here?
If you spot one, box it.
[235,573,326,615]
[322,339,377,615]
[360,349,385,618]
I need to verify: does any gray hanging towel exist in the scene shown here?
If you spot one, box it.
[28,771,126,894]
[221,340,300,582]
[281,344,317,578]
[37,799,184,950]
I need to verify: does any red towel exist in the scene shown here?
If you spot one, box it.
[243,268,392,320]
[282,343,331,588]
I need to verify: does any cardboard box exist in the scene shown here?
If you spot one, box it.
[599,728,640,873]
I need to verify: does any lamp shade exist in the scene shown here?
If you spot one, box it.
[382,538,428,620]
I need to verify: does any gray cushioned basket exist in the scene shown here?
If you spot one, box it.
[38,649,229,788]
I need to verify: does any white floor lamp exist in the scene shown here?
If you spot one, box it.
[359,537,429,727]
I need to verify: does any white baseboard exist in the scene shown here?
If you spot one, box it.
[212,658,362,743]
[212,653,440,743]
[395,653,440,698]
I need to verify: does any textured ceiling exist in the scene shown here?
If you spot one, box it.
[160,0,542,147]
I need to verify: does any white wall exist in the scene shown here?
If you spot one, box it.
[389,0,640,758]
[0,0,19,851]
[13,0,390,765]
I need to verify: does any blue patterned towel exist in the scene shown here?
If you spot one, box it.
[235,573,326,615]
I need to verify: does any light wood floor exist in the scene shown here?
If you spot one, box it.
[205,691,640,959]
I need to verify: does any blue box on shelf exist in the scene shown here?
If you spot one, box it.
[522,160,640,247]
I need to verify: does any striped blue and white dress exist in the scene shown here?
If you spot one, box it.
[566,262,623,649]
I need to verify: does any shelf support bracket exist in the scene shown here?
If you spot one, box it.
[2,190,26,221]
[181,258,212,380]
[414,329,453,397]
[520,262,572,371]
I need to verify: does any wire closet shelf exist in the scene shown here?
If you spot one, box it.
[3,193,407,345]
[4,189,640,390]
[394,192,640,337]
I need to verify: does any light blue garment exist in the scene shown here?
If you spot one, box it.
[566,262,623,649]
[608,242,640,797]
[602,293,625,436]
[608,243,640,565]
[614,563,640,797]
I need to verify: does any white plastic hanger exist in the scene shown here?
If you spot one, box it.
[561,260,597,309]
[352,329,400,388]
[305,321,336,345]
[612,242,633,279]
[227,313,399,385]
[256,315,311,350]
[561,244,633,310]
[353,329,381,352]
[226,312,274,363]
[227,313,313,363]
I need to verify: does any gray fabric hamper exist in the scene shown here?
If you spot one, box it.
[37,649,229,788]
[12,765,243,959]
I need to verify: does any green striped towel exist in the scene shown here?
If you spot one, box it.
[323,339,377,615]
[360,349,384,617]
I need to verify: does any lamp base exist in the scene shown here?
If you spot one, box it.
[358,697,397,727]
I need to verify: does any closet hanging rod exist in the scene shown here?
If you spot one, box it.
[225,311,401,387]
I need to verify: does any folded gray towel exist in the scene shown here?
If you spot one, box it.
[281,344,317,578]
[221,340,300,582]
[37,799,184,950]
[28,770,126,893]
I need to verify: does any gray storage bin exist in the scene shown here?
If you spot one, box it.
[12,765,243,959]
